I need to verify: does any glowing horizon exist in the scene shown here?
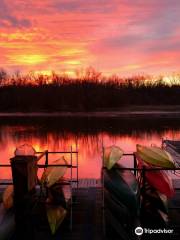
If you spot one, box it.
[0,0,180,77]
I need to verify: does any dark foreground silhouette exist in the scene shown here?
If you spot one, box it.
[0,69,180,112]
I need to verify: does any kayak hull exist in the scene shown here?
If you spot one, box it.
[103,163,140,217]
[104,208,137,240]
[135,153,170,225]
[143,185,168,214]
[104,188,132,226]
[136,144,175,168]
[140,181,169,226]
[136,153,174,198]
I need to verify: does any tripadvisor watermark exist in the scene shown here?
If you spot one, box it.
[135,227,174,236]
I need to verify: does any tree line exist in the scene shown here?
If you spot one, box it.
[0,68,180,112]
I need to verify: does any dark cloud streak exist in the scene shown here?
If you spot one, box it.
[0,0,31,28]
[53,0,115,13]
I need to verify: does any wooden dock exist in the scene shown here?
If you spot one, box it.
[0,179,104,240]
[0,178,180,239]
[61,179,180,240]
[62,187,104,240]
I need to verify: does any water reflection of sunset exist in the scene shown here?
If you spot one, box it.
[0,124,180,180]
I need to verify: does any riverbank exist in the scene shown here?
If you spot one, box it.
[1,81,180,112]
[1,106,180,118]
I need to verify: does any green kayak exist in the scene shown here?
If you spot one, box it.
[104,188,131,226]
[104,208,131,240]
[104,163,140,217]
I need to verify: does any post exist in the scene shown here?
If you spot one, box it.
[10,145,37,238]
[133,153,137,177]
[76,141,79,188]
[11,156,37,202]
[45,150,48,197]
[70,145,73,231]
[102,145,106,236]
[141,166,146,209]
[45,150,48,166]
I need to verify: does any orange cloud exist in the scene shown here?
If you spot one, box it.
[0,0,180,76]
[8,54,48,65]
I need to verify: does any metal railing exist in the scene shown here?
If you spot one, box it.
[0,146,79,185]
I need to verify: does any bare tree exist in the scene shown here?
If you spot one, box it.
[0,68,7,86]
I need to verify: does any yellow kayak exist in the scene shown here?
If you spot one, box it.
[136,144,175,168]
[103,146,123,170]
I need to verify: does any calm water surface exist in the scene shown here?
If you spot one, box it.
[0,116,180,179]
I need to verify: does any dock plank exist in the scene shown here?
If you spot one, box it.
[61,187,104,240]
[72,179,102,189]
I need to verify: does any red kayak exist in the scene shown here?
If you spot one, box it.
[135,153,174,198]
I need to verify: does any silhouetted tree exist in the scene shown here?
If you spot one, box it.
[0,68,7,86]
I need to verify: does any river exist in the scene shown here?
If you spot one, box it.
[0,116,180,180]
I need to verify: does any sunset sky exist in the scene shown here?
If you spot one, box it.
[0,0,180,76]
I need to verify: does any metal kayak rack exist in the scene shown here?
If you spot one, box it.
[0,144,79,232]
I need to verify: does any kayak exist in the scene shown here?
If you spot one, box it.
[143,185,168,214]
[103,163,140,217]
[136,153,174,198]
[136,144,175,168]
[103,146,123,170]
[140,181,169,226]
[48,182,71,209]
[135,150,170,225]
[46,205,67,235]
[104,188,132,226]
[104,208,132,240]
[104,196,140,240]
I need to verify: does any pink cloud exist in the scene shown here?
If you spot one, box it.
[0,0,180,76]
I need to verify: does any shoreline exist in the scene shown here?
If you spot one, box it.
[1,106,180,118]
[1,110,180,118]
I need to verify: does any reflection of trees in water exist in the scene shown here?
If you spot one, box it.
[0,117,180,153]
[0,126,11,151]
